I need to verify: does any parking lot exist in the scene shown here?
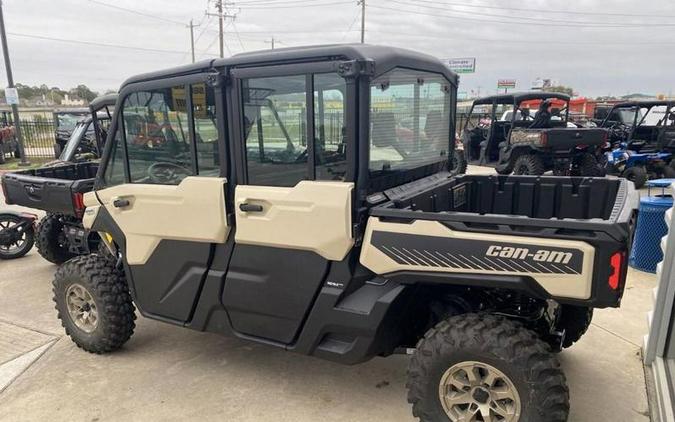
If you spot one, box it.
[0,166,656,422]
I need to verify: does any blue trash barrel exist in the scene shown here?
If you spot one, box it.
[629,179,674,273]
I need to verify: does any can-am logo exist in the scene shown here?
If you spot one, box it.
[486,245,573,265]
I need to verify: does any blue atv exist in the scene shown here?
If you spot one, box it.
[604,144,674,188]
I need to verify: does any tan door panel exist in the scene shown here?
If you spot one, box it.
[235,181,354,261]
[90,177,229,265]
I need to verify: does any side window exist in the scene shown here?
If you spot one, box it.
[102,119,126,186]
[242,75,308,186]
[314,73,347,180]
[122,87,194,185]
[191,84,220,176]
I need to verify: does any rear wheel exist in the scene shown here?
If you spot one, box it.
[577,153,606,177]
[0,214,34,259]
[660,164,675,178]
[451,150,467,175]
[53,254,136,353]
[558,305,593,349]
[623,166,648,189]
[512,154,545,176]
[407,313,569,422]
[36,214,77,264]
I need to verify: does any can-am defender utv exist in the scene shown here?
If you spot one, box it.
[599,100,675,187]
[54,45,636,422]
[461,92,608,176]
[1,95,116,263]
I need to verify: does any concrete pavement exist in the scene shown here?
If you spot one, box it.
[0,166,656,421]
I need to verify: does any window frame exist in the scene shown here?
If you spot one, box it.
[230,61,354,187]
[96,72,226,188]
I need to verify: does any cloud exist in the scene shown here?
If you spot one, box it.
[0,0,673,97]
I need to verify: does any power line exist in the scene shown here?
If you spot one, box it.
[239,0,352,8]
[406,0,675,19]
[231,21,246,51]
[340,6,362,41]
[385,0,675,27]
[87,0,186,26]
[7,31,220,56]
[368,3,675,28]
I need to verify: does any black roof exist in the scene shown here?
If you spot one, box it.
[472,92,570,105]
[120,44,458,88]
[89,94,118,111]
[610,100,675,109]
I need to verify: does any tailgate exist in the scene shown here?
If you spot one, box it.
[1,172,94,215]
[545,127,607,149]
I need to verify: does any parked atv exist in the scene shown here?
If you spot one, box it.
[600,100,675,181]
[1,94,116,264]
[0,211,36,259]
[461,92,608,176]
[602,143,673,188]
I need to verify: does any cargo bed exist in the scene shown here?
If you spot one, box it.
[1,162,98,216]
[364,173,638,308]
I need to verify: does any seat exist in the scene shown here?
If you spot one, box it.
[371,112,397,147]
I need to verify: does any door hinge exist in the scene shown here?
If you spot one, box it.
[337,59,375,78]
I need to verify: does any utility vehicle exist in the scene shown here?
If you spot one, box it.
[53,107,90,157]
[1,95,116,263]
[0,110,18,164]
[599,100,675,186]
[461,93,608,176]
[53,45,636,422]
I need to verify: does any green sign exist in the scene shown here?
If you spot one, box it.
[446,58,476,74]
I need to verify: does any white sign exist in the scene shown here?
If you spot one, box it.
[446,57,476,74]
[4,87,19,105]
[497,79,517,89]
[531,77,559,90]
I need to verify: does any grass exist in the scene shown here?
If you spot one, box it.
[0,157,52,172]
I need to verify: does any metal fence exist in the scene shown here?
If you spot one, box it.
[20,118,56,158]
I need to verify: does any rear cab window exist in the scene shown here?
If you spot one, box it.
[369,68,452,177]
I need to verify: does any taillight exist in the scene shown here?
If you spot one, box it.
[72,192,85,218]
[608,251,625,290]
[539,132,548,147]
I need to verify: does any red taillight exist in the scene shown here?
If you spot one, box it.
[540,132,548,147]
[608,251,624,290]
[72,192,85,218]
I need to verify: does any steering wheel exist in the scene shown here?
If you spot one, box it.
[148,162,191,184]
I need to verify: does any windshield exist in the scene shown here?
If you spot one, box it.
[59,121,90,160]
[369,68,452,174]
[56,113,87,132]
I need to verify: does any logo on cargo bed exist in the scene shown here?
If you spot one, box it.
[486,245,573,265]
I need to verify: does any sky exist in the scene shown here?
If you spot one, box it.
[1,0,674,98]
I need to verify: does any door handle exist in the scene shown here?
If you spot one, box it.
[113,198,130,208]
[239,203,263,212]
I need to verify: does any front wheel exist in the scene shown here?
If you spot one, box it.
[53,254,136,353]
[407,313,569,422]
[0,214,35,259]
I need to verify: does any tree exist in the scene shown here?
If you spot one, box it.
[69,84,98,103]
[547,86,574,96]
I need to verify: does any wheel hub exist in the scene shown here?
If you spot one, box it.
[439,360,521,422]
[65,283,98,333]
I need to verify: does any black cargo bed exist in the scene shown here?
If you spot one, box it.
[1,162,98,215]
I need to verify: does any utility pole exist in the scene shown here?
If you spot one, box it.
[216,0,223,58]
[0,0,28,165]
[265,37,277,50]
[207,0,237,58]
[189,19,196,63]
[359,0,365,44]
